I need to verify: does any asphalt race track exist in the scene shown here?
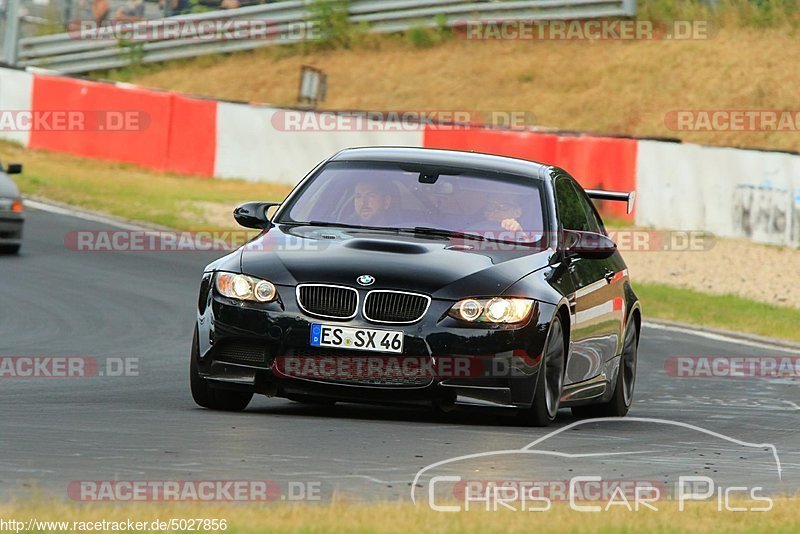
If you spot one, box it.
[1,207,797,503]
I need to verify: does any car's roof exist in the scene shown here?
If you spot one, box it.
[329,147,549,179]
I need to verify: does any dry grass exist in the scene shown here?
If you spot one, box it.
[626,235,800,308]
[1,497,798,533]
[122,27,800,152]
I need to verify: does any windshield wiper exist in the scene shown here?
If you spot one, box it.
[285,221,403,233]
[284,222,537,246]
[408,227,545,247]
[401,227,486,242]
[283,221,363,229]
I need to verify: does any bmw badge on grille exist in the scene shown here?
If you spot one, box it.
[357,275,375,286]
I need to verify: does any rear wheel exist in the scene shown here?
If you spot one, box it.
[519,315,565,427]
[190,329,253,412]
[572,319,638,419]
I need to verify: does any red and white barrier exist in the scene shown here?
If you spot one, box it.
[26,72,216,175]
[0,67,34,147]
[214,103,424,183]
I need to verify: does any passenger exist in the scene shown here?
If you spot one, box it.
[481,195,525,233]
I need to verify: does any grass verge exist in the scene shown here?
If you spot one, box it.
[636,282,800,343]
[1,498,798,533]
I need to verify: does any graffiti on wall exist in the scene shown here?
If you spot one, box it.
[733,184,800,247]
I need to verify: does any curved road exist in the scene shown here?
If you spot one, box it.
[0,207,797,502]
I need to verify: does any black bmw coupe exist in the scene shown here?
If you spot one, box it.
[191,147,641,426]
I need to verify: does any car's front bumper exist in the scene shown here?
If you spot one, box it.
[195,281,557,409]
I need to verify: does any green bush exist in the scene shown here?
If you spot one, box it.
[406,15,452,49]
[637,0,799,27]
[406,25,437,48]
[309,0,354,48]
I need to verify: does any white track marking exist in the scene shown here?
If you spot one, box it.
[644,322,799,354]
[24,199,152,231]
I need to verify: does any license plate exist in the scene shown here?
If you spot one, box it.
[310,324,404,354]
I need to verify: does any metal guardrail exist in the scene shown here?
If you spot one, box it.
[16,0,637,74]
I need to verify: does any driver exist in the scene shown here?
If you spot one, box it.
[353,180,395,225]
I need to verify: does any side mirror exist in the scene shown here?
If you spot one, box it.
[6,163,22,174]
[561,230,617,260]
[233,202,280,230]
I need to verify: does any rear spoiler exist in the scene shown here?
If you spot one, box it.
[585,189,637,215]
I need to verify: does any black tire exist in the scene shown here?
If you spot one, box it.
[572,319,638,419]
[190,329,253,412]
[0,244,20,255]
[519,315,566,427]
[286,394,336,406]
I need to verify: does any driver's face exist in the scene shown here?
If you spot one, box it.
[354,183,391,223]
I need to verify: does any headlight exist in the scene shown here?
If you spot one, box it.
[449,297,535,324]
[215,273,278,303]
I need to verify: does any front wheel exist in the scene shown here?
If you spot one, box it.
[190,329,253,412]
[572,319,638,419]
[519,315,565,427]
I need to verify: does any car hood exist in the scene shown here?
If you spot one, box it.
[235,225,554,300]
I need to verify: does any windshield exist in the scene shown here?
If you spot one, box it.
[276,161,548,245]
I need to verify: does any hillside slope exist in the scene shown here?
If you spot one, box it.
[120,28,800,152]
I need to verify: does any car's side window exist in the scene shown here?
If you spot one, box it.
[555,177,589,231]
[555,177,606,234]
[572,183,605,234]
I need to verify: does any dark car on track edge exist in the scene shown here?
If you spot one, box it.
[190,147,641,426]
